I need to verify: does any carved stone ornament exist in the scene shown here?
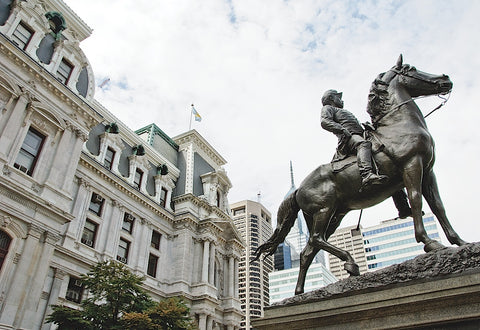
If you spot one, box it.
[0,215,11,227]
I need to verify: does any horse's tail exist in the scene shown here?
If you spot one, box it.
[253,190,300,262]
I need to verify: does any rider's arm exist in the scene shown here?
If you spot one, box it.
[321,106,349,136]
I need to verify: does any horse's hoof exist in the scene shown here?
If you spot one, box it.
[344,262,360,276]
[424,240,445,252]
[295,288,304,295]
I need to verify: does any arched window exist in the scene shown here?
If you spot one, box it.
[0,230,12,271]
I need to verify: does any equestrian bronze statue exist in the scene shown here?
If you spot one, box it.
[254,55,466,295]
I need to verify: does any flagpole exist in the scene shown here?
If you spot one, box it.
[189,104,193,131]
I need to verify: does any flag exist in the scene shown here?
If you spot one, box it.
[191,104,202,122]
[98,78,110,89]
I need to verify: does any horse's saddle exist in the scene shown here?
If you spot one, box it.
[331,131,385,174]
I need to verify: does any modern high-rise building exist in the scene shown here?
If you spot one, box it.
[283,162,325,267]
[267,163,336,303]
[328,214,442,279]
[363,214,440,271]
[230,200,273,330]
[0,1,243,329]
[269,262,337,304]
[327,225,368,280]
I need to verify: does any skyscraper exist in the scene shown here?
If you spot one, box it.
[283,161,325,266]
[231,200,273,330]
[328,214,442,279]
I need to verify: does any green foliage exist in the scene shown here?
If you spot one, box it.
[45,305,93,330]
[122,297,196,330]
[46,261,154,330]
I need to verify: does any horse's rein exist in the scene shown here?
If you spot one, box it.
[386,91,451,119]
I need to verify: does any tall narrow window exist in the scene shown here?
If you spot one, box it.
[0,230,12,271]
[65,277,83,303]
[81,219,97,247]
[11,22,33,50]
[122,213,134,234]
[89,193,104,216]
[56,58,73,84]
[117,238,130,263]
[159,187,168,207]
[133,168,143,190]
[14,128,45,176]
[104,147,115,170]
[151,230,161,250]
[147,254,158,277]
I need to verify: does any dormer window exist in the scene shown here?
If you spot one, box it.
[104,147,115,170]
[56,58,73,84]
[11,22,33,50]
[133,168,143,190]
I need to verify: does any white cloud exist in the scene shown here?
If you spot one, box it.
[66,0,480,243]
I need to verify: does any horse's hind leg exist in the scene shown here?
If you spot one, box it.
[296,208,358,295]
[422,169,466,246]
[295,242,320,295]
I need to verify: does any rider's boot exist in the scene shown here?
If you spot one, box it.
[357,143,388,189]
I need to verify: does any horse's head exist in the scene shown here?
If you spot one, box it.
[390,54,452,97]
[367,55,453,124]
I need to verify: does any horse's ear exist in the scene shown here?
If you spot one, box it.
[396,54,403,69]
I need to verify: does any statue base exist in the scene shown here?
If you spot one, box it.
[252,243,480,329]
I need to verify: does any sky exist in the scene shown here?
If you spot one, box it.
[66,0,480,244]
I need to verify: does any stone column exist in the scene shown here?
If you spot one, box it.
[62,129,88,192]
[132,218,149,271]
[41,269,66,330]
[234,258,239,298]
[0,225,43,326]
[206,316,213,330]
[20,232,60,329]
[228,256,235,297]
[0,93,29,159]
[198,314,207,330]
[209,243,216,285]
[101,200,122,257]
[202,240,210,283]
[65,178,91,243]
[45,125,72,188]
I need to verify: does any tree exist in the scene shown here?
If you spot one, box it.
[47,261,154,329]
[122,297,196,330]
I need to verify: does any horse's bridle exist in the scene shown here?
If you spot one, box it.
[383,67,452,118]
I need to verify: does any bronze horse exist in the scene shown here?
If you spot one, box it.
[255,55,466,295]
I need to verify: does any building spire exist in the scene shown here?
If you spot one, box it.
[290,160,295,189]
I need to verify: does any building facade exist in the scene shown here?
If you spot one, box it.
[0,1,243,329]
[328,214,441,279]
[269,262,337,304]
[230,200,273,330]
[327,225,368,280]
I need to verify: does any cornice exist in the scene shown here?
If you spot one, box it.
[78,153,175,224]
[0,174,74,224]
[173,130,226,167]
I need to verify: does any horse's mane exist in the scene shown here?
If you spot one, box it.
[367,72,391,125]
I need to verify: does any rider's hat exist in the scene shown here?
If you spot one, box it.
[322,89,342,105]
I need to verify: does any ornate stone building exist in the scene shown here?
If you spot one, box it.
[0,1,243,329]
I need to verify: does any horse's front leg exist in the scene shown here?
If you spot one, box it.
[403,157,444,252]
[422,169,467,246]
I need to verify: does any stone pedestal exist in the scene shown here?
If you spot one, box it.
[252,243,480,330]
